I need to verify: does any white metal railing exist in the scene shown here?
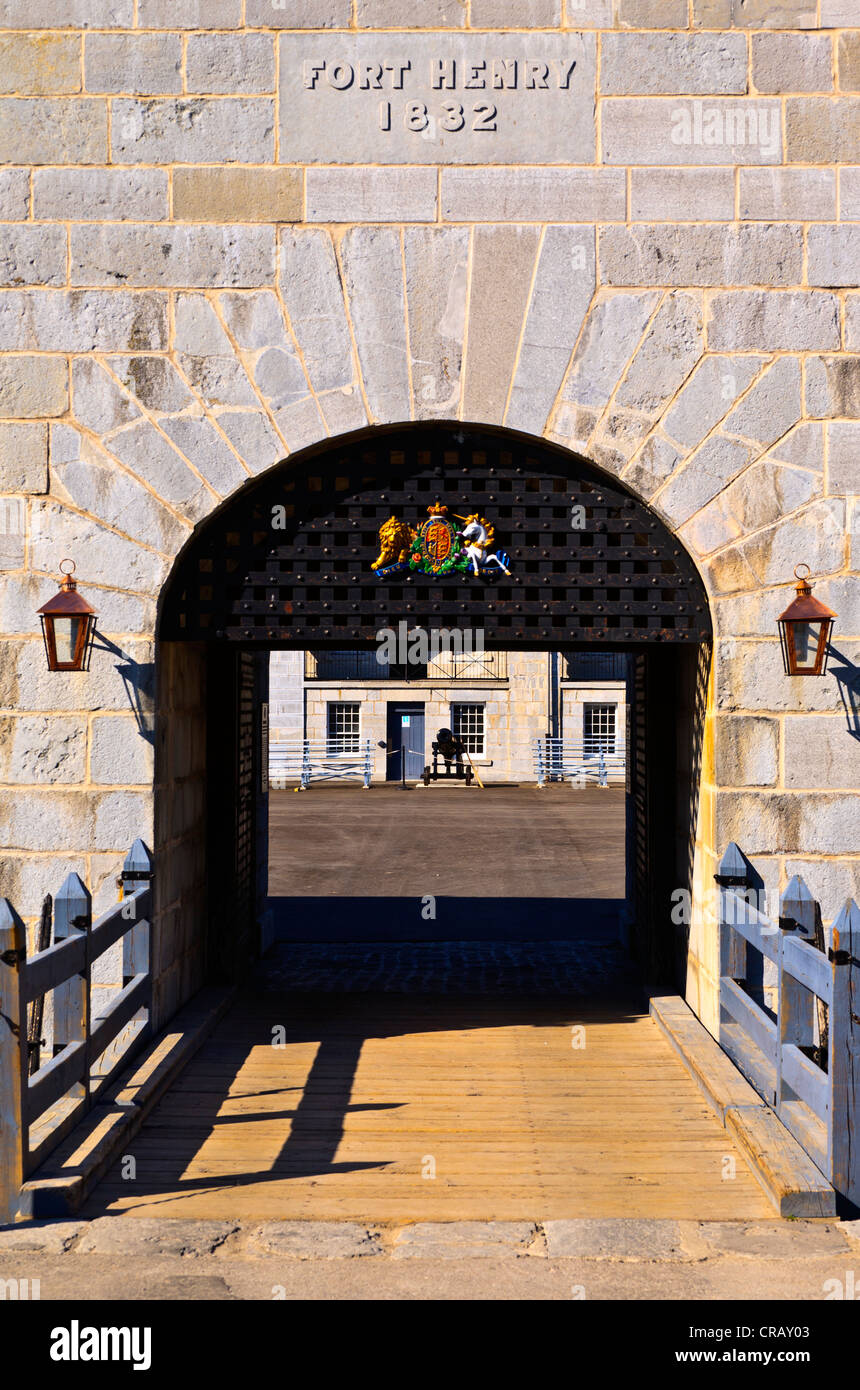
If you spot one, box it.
[269,740,374,790]
[533,737,626,788]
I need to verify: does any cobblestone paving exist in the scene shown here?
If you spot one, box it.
[255,939,641,997]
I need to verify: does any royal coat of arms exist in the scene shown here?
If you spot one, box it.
[371,501,511,579]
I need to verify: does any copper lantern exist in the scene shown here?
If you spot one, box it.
[777,564,836,676]
[37,560,98,672]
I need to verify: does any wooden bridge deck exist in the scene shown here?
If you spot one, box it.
[83,989,772,1222]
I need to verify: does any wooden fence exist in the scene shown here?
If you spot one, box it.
[0,840,152,1224]
[716,842,860,1208]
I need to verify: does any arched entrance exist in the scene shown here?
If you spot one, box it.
[156,421,712,994]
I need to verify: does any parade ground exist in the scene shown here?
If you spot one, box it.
[268,783,626,903]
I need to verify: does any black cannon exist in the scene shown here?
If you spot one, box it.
[423,727,472,785]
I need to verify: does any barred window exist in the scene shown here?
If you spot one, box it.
[451,703,485,757]
[311,650,389,679]
[584,703,616,753]
[327,702,361,754]
[565,652,628,681]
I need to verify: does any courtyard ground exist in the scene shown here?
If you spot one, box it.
[267,783,626,901]
[267,782,627,940]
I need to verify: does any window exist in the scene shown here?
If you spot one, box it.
[584,703,616,753]
[565,653,628,681]
[312,650,384,680]
[327,702,361,753]
[451,703,485,757]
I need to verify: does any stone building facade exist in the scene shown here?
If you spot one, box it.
[269,648,628,783]
[0,0,857,1035]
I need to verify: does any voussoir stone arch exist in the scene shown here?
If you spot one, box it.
[51,225,835,644]
[8,226,852,1024]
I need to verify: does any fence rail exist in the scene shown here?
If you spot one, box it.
[716,842,860,1207]
[269,740,374,790]
[1,840,153,1223]
[534,737,626,788]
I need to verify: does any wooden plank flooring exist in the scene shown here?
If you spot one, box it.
[84,992,772,1221]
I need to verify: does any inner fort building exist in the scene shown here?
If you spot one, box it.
[268,648,629,786]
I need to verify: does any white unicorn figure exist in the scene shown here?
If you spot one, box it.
[456,513,511,577]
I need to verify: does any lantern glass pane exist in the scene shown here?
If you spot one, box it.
[792,621,818,667]
[54,616,81,665]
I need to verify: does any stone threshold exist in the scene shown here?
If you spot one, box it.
[1,1216,858,1265]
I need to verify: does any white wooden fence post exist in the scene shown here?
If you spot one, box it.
[828,898,860,1207]
[780,873,828,1065]
[53,872,92,1110]
[121,839,153,985]
[777,877,818,1118]
[0,898,28,1224]
[121,840,153,1040]
[715,842,753,985]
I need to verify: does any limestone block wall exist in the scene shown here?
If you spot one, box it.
[301,680,515,778]
[0,1,856,1031]
[499,651,550,780]
[561,680,628,747]
[268,648,304,745]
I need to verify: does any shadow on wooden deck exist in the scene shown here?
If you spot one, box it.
[80,957,771,1223]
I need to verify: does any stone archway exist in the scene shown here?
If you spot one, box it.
[153,419,713,1008]
[5,225,850,1041]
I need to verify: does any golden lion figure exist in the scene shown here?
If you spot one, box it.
[371,515,415,571]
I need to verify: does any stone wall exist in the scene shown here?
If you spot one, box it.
[0,1,857,1032]
[561,681,627,749]
[269,654,631,781]
[268,648,304,748]
[151,641,206,1029]
[270,651,629,782]
[300,676,515,779]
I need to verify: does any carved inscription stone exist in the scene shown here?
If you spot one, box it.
[279,33,596,164]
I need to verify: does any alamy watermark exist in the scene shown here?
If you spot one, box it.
[670,101,779,158]
[50,1322,151,1371]
[0,1277,40,1300]
[375,621,485,667]
[671,886,776,928]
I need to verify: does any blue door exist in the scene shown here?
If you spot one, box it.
[386,703,425,781]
